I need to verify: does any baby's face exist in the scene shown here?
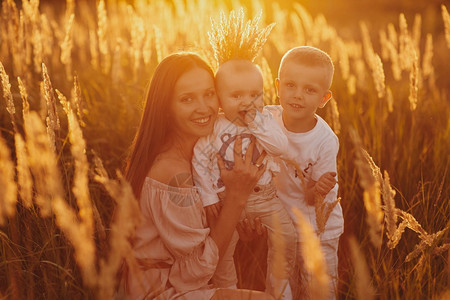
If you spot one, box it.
[216,63,264,127]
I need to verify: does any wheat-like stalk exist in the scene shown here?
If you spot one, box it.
[92,152,143,299]
[360,22,375,66]
[260,57,275,105]
[65,0,75,25]
[269,213,288,299]
[386,215,408,249]
[142,28,153,66]
[315,195,340,235]
[370,54,386,98]
[289,11,305,48]
[60,13,75,80]
[432,243,450,256]
[405,228,448,262]
[385,37,401,81]
[329,98,341,135]
[379,29,389,60]
[411,14,421,54]
[24,111,97,287]
[348,236,376,300]
[208,8,275,65]
[14,133,32,208]
[422,34,435,87]
[346,74,356,96]
[442,5,450,49]
[17,10,26,76]
[3,0,22,76]
[396,210,428,241]
[360,23,386,98]
[111,38,123,84]
[337,38,350,80]
[97,0,110,73]
[293,3,313,36]
[57,89,94,237]
[89,29,99,69]
[41,63,60,151]
[17,77,29,116]
[130,13,145,74]
[0,61,16,129]
[31,16,43,74]
[385,86,394,112]
[349,128,383,248]
[70,75,86,127]
[154,25,163,63]
[293,207,330,300]
[361,149,383,185]
[408,51,419,110]
[398,14,416,72]
[382,171,397,245]
[23,111,59,216]
[0,132,17,225]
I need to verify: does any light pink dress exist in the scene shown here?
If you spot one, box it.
[125,177,219,299]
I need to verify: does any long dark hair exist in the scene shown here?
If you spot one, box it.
[125,52,214,199]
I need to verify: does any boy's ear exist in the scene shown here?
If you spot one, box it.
[319,91,332,108]
[275,78,280,97]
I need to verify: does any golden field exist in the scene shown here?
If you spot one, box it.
[0,0,449,299]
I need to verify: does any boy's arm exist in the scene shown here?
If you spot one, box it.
[304,136,339,205]
[245,107,288,157]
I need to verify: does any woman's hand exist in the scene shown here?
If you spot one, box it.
[217,136,266,206]
[210,136,266,258]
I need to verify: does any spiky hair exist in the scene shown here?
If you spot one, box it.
[208,9,275,65]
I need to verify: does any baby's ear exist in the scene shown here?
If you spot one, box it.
[319,91,332,108]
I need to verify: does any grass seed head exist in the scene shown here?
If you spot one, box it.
[0,132,18,225]
[442,5,450,48]
[208,8,275,65]
[349,236,376,300]
[14,133,33,208]
[293,207,330,300]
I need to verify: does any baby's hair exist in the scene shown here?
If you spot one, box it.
[278,46,334,87]
[208,8,275,65]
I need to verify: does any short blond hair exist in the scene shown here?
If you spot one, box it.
[278,46,334,88]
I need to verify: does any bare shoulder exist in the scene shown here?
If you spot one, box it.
[148,156,194,187]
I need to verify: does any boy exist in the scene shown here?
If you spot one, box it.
[266,46,343,300]
[192,58,297,300]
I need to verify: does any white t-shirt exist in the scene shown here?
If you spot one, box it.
[193,108,288,207]
[266,105,344,241]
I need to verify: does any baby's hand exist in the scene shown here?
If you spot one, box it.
[205,202,222,219]
[314,172,337,196]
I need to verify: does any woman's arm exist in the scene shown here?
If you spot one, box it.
[208,135,266,258]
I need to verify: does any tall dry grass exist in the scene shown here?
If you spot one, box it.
[0,0,448,299]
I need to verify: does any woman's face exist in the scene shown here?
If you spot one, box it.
[170,67,219,139]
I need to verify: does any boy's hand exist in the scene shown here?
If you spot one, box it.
[314,172,337,197]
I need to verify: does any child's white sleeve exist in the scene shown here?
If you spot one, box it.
[192,136,221,207]
[246,107,289,157]
[311,137,339,182]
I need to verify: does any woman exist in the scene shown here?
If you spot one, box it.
[124,52,272,299]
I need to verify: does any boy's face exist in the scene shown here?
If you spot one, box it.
[276,62,332,127]
[216,64,264,126]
